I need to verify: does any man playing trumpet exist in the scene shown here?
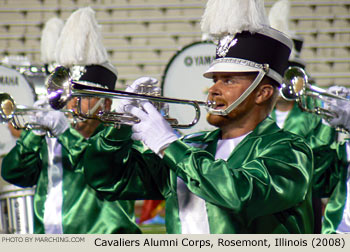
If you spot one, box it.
[1,8,140,234]
[84,0,314,234]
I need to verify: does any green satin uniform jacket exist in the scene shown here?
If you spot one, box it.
[85,117,314,234]
[271,102,349,233]
[271,102,338,195]
[320,141,349,233]
[1,125,141,234]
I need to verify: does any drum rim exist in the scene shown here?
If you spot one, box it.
[0,184,35,196]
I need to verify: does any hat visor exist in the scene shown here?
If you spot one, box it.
[203,62,259,78]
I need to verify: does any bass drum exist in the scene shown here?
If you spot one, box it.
[161,41,217,135]
[18,64,48,100]
[0,65,36,157]
[0,185,35,234]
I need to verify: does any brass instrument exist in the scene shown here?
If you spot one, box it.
[280,66,350,133]
[46,66,215,128]
[0,92,74,133]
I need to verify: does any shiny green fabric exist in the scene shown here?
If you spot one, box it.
[271,102,337,195]
[85,117,314,233]
[271,102,348,233]
[321,142,348,234]
[1,126,141,234]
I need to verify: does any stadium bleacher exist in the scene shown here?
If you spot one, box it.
[0,0,349,88]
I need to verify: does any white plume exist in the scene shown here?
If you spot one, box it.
[201,0,269,38]
[55,7,108,66]
[40,17,64,64]
[268,0,292,36]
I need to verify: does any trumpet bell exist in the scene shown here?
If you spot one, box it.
[46,66,71,110]
[280,66,308,101]
[0,93,16,123]
[280,66,350,133]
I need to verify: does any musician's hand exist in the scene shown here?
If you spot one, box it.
[326,104,350,132]
[128,76,159,93]
[323,86,350,131]
[126,102,178,155]
[31,97,51,135]
[33,97,51,109]
[32,110,69,137]
[327,86,350,102]
[114,77,158,113]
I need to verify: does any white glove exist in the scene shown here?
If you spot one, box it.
[324,85,350,109]
[327,86,350,99]
[128,76,159,94]
[126,102,178,155]
[31,110,69,137]
[114,77,159,113]
[326,103,350,132]
[33,97,51,109]
[31,98,51,136]
[323,86,350,131]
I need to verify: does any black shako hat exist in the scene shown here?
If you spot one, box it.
[70,64,117,90]
[203,27,293,86]
[200,0,293,115]
[289,36,306,69]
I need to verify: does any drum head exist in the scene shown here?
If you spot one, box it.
[161,41,217,135]
[0,65,36,156]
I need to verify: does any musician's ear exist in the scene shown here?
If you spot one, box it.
[255,83,275,105]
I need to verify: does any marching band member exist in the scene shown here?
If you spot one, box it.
[320,85,350,233]
[268,0,340,233]
[84,0,314,233]
[1,7,140,234]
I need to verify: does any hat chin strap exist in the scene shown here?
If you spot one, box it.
[89,98,105,115]
[207,65,269,116]
[69,98,105,125]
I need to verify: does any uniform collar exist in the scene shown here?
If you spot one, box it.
[186,117,280,144]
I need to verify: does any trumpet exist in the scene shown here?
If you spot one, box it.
[0,92,74,133]
[46,66,216,128]
[280,66,350,131]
